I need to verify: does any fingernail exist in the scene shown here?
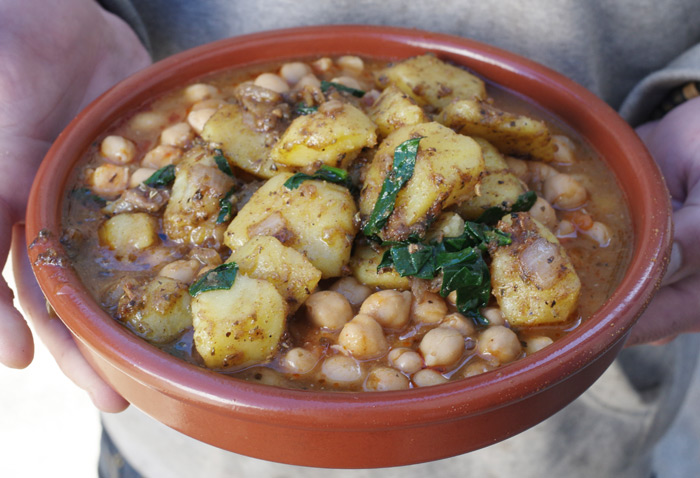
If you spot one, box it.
[661,241,682,286]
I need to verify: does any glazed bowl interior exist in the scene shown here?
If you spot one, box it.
[26,25,671,468]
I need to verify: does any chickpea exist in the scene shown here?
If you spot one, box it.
[412,369,448,387]
[555,219,576,239]
[476,325,522,365]
[543,173,587,209]
[191,98,224,111]
[129,111,167,132]
[388,348,423,375]
[462,358,497,377]
[100,135,137,165]
[441,312,476,337]
[283,347,319,374]
[142,145,181,170]
[159,122,194,147]
[412,292,448,324]
[305,291,354,330]
[183,83,219,103]
[481,307,506,326]
[528,196,558,231]
[158,259,201,283]
[329,276,372,308]
[338,314,388,360]
[129,167,157,188]
[337,55,364,74]
[364,366,410,391]
[551,135,576,165]
[296,74,321,89]
[419,326,465,367]
[581,221,612,247]
[524,336,554,355]
[254,73,290,94]
[246,367,286,387]
[330,76,362,90]
[312,57,333,72]
[279,62,312,85]
[90,164,129,197]
[187,107,217,134]
[320,355,364,386]
[359,290,412,329]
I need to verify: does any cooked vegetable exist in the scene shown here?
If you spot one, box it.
[349,243,410,291]
[192,273,287,369]
[98,212,158,257]
[269,100,377,171]
[143,164,176,188]
[439,99,557,161]
[360,122,484,242]
[163,146,236,247]
[376,54,486,109]
[189,262,239,297]
[490,213,581,326]
[201,103,289,179]
[118,277,192,343]
[228,236,322,312]
[320,80,366,97]
[284,165,354,191]
[224,172,358,278]
[368,84,429,138]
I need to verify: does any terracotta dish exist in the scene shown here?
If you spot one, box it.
[26,25,672,468]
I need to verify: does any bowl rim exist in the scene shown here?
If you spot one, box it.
[26,24,672,431]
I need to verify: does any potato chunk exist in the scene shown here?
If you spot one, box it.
[224,173,358,278]
[269,100,377,171]
[439,99,557,161]
[229,236,322,312]
[359,122,484,242]
[99,212,158,257]
[490,213,581,326]
[375,54,486,109]
[201,103,289,179]
[192,274,286,369]
[163,146,236,247]
[455,138,527,220]
[117,277,192,343]
[349,243,410,291]
[368,84,428,138]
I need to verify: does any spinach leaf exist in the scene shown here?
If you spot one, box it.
[213,149,233,176]
[377,220,510,324]
[216,187,236,224]
[143,164,176,188]
[320,80,366,98]
[476,190,537,225]
[363,136,423,237]
[295,102,318,115]
[189,262,239,297]
[284,165,354,191]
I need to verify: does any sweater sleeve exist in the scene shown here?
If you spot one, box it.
[619,44,700,126]
[97,0,152,57]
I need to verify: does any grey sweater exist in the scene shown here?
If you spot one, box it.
[97,1,700,477]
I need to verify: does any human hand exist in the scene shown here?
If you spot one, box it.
[626,96,700,346]
[0,0,150,411]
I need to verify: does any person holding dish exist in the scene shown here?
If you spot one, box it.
[1,0,699,477]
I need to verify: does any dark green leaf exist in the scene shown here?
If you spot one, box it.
[320,80,365,98]
[295,102,318,115]
[213,150,233,176]
[363,137,423,237]
[143,164,176,188]
[476,191,537,225]
[216,187,236,224]
[389,243,437,279]
[283,165,353,191]
[189,262,239,297]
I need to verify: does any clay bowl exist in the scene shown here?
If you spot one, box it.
[26,25,671,468]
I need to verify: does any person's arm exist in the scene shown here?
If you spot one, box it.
[0,0,150,411]
[625,96,700,345]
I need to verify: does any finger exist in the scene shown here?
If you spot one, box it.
[625,272,700,347]
[12,224,129,412]
[0,202,34,368]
